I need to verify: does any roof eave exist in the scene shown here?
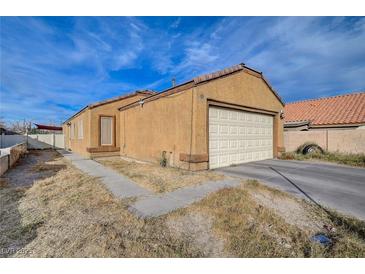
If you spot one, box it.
[284,120,311,127]
[62,105,89,125]
[119,63,284,111]
[63,90,157,124]
[118,81,194,111]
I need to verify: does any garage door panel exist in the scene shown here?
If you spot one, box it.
[209,106,273,169]
[209,140,219,151]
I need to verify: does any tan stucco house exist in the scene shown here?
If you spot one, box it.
[62,90,156,158]
[63,63,285,170]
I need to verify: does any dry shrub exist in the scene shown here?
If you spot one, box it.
[279,152,296,160]
[280,150,365,168]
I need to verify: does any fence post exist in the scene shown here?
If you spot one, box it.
[53,133,55,149]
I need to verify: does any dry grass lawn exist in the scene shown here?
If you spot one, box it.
[187,180,365,257]
[96,156,224,193]
[1,151,365,257]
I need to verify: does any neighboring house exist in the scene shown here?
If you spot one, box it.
[284,92,365,131]
[62,90,157,158]
[63,63,285,170]
[0,127,18,135]
[33,123,63,134]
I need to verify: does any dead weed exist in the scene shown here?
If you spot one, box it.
[96,157,224,193]
[188,182,365,257]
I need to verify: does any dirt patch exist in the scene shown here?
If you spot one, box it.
[189,182,365,257]
[245,180,323,232]
[96,156,224,193]
[0,149,63,257]
[2,149,65,188]
[166,211,228,257]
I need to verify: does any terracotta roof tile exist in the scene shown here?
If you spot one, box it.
[89,90,156,108]
[193,64,244,84]
[63,90,156,124]
[119,63,284,111]
[284,92,365,126]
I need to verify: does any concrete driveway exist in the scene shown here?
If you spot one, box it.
[218,159,365,220]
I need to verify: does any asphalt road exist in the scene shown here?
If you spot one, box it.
[218,159,365,220]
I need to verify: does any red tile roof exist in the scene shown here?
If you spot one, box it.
[34,123,63,131]
[193,64,244,84]
[284,92,365,126]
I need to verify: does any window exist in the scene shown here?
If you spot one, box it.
[73,123,77,139]
[78,120,83,139]
[70,122,75,139]
[100,116,113,145]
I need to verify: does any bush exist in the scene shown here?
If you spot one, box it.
[280,150,365,168]
[279,152,296,160]
[159,151,167,167]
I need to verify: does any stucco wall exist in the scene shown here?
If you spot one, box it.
[63,109,91,157]
[9,143,27,167]
[120,70,285,170]
[63,93,148,157]
[89,94,147,150]
[284,129,365,154]
[120,89,194,169]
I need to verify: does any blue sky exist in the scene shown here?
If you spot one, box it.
[1,16,364,125]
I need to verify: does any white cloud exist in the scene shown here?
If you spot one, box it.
[1,16,364,124]
[178,17,365,100]
[170,17,181,29]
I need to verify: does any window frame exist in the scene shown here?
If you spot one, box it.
[99,115,114,146]
[70,122,75,139]
[78,119,83,140]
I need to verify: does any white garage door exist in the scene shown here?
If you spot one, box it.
[209,106,273,169]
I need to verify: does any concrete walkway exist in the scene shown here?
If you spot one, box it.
[59,150,240,218]
[129,179,240,218]
[58,150,152,199]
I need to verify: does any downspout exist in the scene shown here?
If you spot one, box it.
[188,87,195,170]
[123,111,126,154]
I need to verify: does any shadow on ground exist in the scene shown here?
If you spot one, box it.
[0,149,65,257]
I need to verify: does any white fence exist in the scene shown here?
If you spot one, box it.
[0,134,64,149]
